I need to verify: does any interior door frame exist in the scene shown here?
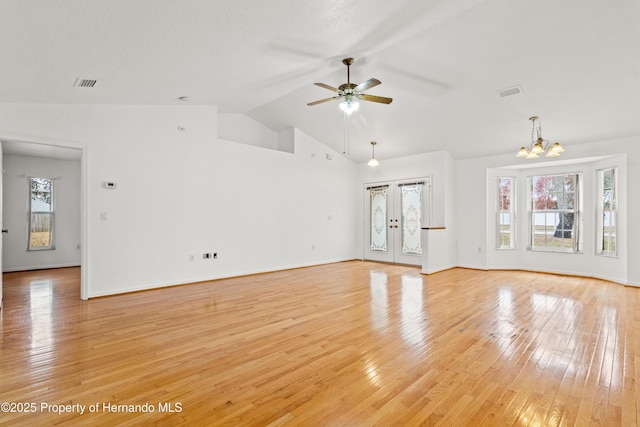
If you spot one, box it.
[363,176,431,266]
[0,134,88,301]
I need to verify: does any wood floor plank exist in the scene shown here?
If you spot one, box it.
[1,263,639,425]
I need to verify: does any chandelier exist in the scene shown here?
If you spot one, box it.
[516,116,565,159]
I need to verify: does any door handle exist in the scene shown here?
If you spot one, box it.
[2,229,7,233]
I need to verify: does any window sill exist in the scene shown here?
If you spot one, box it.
[527,247,582,254]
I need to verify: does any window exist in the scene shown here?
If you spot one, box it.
[496,177,515,249]
[596,168,617,256]
[28,177,55,251]
[527,173,582,253]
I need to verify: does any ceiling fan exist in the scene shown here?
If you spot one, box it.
[307,58,393,114]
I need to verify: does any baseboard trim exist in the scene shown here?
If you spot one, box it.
[3,263,80,273]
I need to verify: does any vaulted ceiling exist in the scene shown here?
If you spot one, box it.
[1,0,638,163]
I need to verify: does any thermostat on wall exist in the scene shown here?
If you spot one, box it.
[104,182,117,189]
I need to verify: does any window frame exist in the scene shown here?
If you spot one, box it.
[496,176,516,250]
[596,167,618,257]
[527,172,582,254]
[28,177,56,251]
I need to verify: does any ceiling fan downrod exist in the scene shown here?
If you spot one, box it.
[342,58,354,85]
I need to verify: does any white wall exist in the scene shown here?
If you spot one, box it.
[357,150,457,274]
[0,104,359,298]
[1,101,637,293]
[457,136,638,285]
[3,154,81,271]
[217,113,279,151]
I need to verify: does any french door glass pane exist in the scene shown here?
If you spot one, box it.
[401,185,422,255]
[370,188,388,252]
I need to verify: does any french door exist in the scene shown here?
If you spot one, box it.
[364,178,429,266]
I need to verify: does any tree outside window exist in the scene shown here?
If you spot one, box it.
[527,173,582,253]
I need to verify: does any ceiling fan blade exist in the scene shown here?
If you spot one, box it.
[307,96,338,106]
[354,78,381,93]
[314,82,340,93]
[360,94,393,104]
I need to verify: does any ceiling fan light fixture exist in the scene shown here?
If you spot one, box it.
[339,96,360,115]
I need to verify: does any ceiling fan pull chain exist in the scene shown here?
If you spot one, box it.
[343,112,351,156]
[347,113,350,156]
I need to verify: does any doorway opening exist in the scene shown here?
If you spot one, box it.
[1,138,86,306]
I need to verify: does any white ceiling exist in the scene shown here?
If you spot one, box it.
[1,0,639,163]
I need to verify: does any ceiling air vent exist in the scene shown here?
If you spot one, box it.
[497,85,522,98]
[74,78,98,88]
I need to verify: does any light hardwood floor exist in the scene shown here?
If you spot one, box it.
[0,262,638,426]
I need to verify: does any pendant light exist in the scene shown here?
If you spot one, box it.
[368,141,379,167]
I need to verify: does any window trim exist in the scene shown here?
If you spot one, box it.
[28,177,56,251]
[527,172,582,254]
[496,176,516,250]
[596,167,618,257]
